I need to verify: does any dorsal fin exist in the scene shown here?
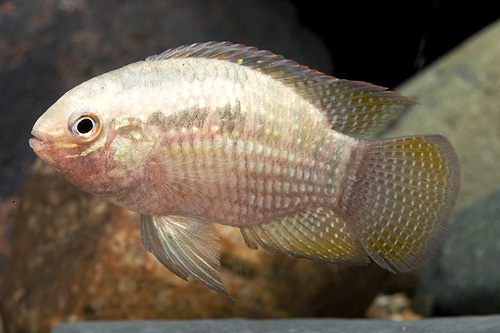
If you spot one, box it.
[147,41,416,136]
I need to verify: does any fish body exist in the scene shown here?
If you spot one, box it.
[30,42,460,296]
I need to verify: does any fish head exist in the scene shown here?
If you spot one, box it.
[29,73,129,196]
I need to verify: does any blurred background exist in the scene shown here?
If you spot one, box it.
[1,1,499,332]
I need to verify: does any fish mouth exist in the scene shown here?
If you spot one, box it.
[29,129,47,151]
[29,129,55,164]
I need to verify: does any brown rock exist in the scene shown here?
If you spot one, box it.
[0,160,389,332]
[365,293,422,321]
[0,197,17,278]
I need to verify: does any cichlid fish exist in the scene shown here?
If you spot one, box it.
[30,42,460,297]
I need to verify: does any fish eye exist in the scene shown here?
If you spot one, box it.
[68,108,102,142]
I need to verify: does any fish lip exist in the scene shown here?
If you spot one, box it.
[29,129,42,144]
[29,137,43,150]
[29,129,59,167]
[29,129,50,152]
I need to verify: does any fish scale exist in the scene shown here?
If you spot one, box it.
[30,41,460,297]
[138,70,344,224]
[158,133,340,226]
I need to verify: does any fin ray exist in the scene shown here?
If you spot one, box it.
[307,79,417,136]
[147,41,415,136]
[141,215,230,297]
[241,207,369,265]
[338,135,460,272]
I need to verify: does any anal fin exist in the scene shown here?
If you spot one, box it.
[141,215,230,297]
[241,207,369,266]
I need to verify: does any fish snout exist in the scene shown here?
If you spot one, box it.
[29,127,57,166]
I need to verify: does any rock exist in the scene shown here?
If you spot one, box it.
[365,293,422,321]
[375,19,500,305]
[415,186,500,316]
[0,160,389,333]
[379,19,500,214]
[52,316,500,333]
[0,197,17,281]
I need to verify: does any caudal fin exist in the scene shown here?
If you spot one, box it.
[338,135,460,272]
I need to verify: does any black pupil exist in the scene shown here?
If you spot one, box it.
[77,117,94,134]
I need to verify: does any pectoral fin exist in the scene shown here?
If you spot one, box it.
[141,215,230,297]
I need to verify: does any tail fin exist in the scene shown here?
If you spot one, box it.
[337,135,460,272]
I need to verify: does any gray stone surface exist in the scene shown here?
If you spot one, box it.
[383,21,500,315]
[377,19,500,315]
[379,19,500,214]
[52,317,500,333]
[416,186,500,316]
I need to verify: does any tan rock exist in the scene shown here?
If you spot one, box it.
[365,293,422,321]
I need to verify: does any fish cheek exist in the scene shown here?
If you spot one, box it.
[104,125,155,190]
[54,144,107,194]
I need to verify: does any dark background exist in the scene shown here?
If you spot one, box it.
[292,0,499,87]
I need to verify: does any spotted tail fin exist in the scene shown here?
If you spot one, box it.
[338,135,460,272]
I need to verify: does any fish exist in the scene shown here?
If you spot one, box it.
[29,41,460,297]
